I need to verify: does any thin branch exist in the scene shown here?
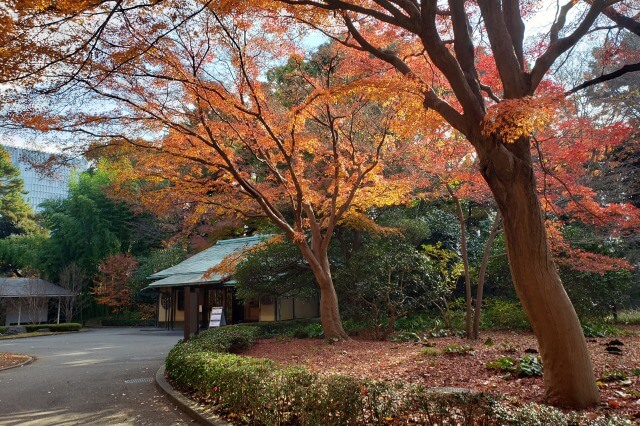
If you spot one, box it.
[565,62,640,95]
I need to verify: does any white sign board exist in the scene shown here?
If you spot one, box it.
[209,307,226,327]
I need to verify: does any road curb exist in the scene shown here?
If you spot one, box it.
[155,365,231,426]
[0,355,34,372]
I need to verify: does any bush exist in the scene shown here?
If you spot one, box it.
[292,323,324,339]
[616,309,640,325]
[395,312,441,333]
[481,299,530,330]
[493,400,633,425]
[165,325,633,425]
[561,267,632,320]
[165,326,500,424]
[235,319,320,338]
[404,389,496,425]
[0,326,8,334]
[100,318,155,327]
[24,323,82,332]
[189,326,260,353]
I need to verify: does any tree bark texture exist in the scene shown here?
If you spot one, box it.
[298,241,349,340]
[317,274,349,340]
[480,139,599,407]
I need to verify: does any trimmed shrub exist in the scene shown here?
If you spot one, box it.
[188,326,260,353]
[100,318,155,327]
[235,319,320,338]
[165,325,633,425]
[0,326,9,334]
[403,388,495,425]
[24,323,81,332]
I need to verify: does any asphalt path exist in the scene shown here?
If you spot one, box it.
[0,328,195,425]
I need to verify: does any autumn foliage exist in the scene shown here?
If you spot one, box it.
[93,253,138,315]
[1,0,640,409]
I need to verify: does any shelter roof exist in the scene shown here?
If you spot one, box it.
[0,278,74,298]
[146,235,271,289]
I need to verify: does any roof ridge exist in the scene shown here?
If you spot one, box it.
[215,234,273,245]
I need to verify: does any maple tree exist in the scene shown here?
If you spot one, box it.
[264,1,640,407]
[93,253,138,314]
[2,7,433,339]
[1,0,639,407]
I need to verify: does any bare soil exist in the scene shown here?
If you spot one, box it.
[240,327,640,420]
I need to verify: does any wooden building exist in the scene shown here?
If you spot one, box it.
[146,235,319,340]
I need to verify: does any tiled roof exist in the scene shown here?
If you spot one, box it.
[0,278,74,297]
[146,235,271,288]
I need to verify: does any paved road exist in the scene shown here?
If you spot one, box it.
[0,328,194,425]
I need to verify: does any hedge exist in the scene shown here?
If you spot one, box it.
[100,318,156,327]
[165,326,632,425]
[24,323,82,332]
[0,326,9,334]
[234,319,322,338]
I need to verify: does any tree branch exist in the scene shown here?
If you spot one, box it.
[530,0,607,91]
[565,62,640,95]
[475,0,528,97]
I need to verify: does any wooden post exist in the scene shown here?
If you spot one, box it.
[194,287,200,336]
[183,285,191,341]
[170,288,175,330]
[201,288,209,330]
[155,291,159,328]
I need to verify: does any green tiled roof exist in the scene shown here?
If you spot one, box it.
[146,235,271,289]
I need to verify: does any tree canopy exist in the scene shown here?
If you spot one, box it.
[1,0,639,408]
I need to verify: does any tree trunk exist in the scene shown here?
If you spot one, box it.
[480,141,599,408]
[472,212,501,339]
[317,275,349,340]
[299,241,349,340]
[447,185,473,339]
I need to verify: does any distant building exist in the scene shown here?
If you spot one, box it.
[3,145,88,212]
[0,277,74,325]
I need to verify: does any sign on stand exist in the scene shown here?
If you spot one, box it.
[209,307,226,327]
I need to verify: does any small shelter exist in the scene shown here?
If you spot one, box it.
[0,278,74,325]
[146,235,319,340]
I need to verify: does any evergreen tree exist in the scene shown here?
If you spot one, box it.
[0,146,37,238]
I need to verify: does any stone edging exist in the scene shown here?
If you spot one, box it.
[0,355,34,372]
[155,365,231,426]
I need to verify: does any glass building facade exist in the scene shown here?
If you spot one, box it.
[3,146,88,212]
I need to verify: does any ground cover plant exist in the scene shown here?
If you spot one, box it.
[165,326,637,424]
